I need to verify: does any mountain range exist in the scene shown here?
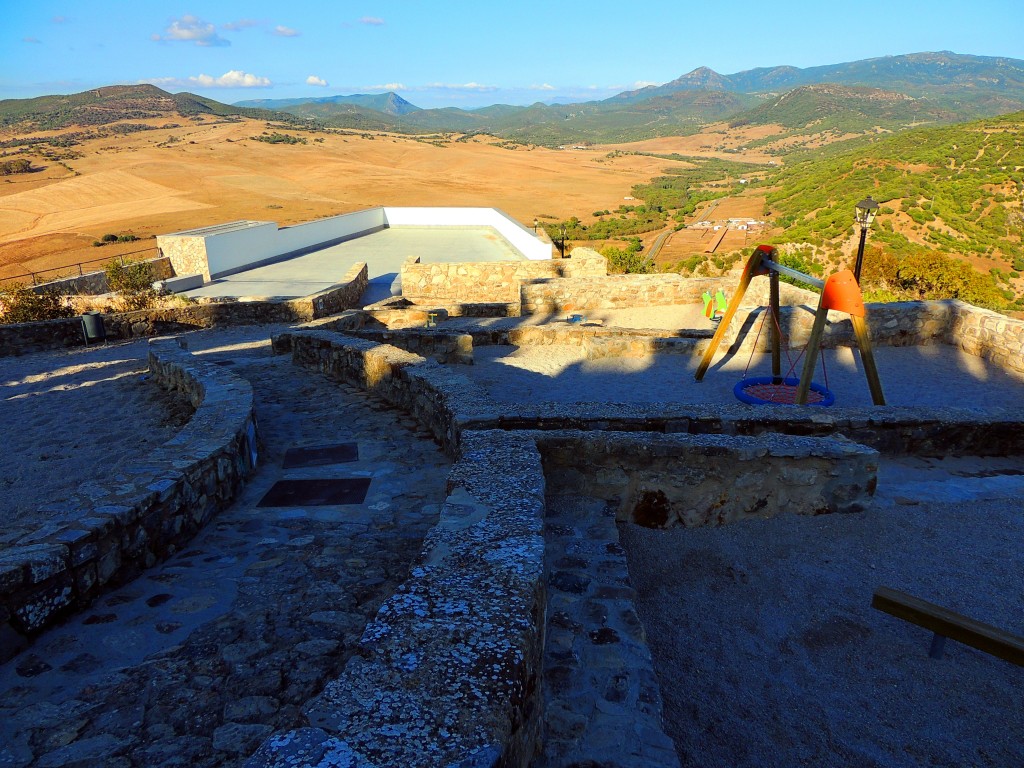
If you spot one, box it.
[4,51,1024,145]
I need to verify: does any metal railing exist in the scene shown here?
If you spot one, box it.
[0,246,159,287]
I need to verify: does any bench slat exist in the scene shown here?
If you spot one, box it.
[872,586,1024,666]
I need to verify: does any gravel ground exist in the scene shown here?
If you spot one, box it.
[620,459,1024,768]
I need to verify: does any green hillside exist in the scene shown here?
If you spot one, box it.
[759,112,1024,307]
[730,84,957,132]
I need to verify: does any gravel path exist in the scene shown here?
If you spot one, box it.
[621,457,1024,768]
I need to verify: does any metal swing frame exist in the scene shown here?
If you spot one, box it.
[694,244,886,406]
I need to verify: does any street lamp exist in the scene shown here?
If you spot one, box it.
[558,223,567,258]
[853,195,879,283]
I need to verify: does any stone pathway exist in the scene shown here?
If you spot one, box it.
[0,332,451,768]
[539,495,680,768]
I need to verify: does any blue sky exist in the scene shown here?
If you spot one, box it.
[4,1,1023,108]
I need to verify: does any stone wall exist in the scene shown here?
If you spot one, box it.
[265,326,1024,766]
[159,234,212,281]
[948,299,1024,374]
[401,249,607,305]
[0,339,257,662]
[249,430,548,767]
[535,430,877,526]
[0,264,368,358]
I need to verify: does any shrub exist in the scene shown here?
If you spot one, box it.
[101,233,118,242]
[105,258,158,311]
[601,245,654,274]
[0,284,75,323]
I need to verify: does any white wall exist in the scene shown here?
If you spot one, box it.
[203,223,279,278]
[383,207,552,261]
[205,209,387,278]
[177,207,549,279]
[276,208,386,255]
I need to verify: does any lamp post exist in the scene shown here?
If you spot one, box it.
[534,218,539,233]
[853,195,879,283]
[558,223,567,258]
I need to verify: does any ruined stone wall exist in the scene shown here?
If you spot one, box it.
[0,339,256,662]
[250,430,549,767]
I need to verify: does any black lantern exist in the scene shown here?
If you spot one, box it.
[853,196,879,283]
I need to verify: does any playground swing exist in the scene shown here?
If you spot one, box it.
[694,244,886,407]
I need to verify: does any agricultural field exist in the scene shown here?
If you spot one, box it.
[0,116,683,282]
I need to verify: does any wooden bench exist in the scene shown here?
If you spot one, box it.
[872,586,1024,666]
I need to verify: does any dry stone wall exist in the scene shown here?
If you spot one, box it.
[0,264,367,358]
[0,338,256,662]
[521,272,814,315]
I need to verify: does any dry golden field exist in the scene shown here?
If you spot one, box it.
[0,116,706,281]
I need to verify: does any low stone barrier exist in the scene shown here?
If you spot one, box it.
[268,331,898,766]
[278,329,1024,460]
[535,430,877,527]
[0,264,368,358]
[520,272,815,315]
[0,338,257,662]
[401,250,606,305]
[248,430,548,768]
[948,299,1024,374]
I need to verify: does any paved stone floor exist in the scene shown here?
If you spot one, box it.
[0,333,451,768]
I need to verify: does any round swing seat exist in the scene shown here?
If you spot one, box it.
[734,376,835,406]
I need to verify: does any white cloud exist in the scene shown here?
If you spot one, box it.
[158,15,229,47]
[143,70,272,89]
[359,17,385,26]
[192,70,271,87]
[366,83,407,91]
[273,25,299,37]
[632,80,658,89]
[529,83,556,91]
[306,75,328,87]
[222,19,259,31]
[424,82,498,92]
[23,36,42,44]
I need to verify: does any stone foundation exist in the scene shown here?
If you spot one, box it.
[0,338,257,662]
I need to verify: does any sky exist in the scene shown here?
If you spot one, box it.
[4,1,1024,109]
